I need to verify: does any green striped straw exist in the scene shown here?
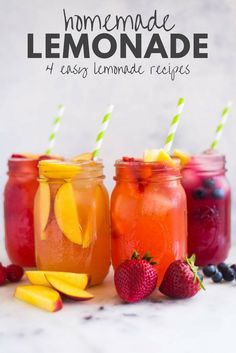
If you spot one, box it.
[92,104,114,160]
[45,104,65,155]
[164,98,185,153]
[210,101,232,150]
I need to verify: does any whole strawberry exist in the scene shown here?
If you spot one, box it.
[114,251,157,303]
[159,255,204,299]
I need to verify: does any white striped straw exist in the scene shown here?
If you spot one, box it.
[164,98,185,153]
[45,104,65,155]
[92,105,114,160]
[211,101,232,150]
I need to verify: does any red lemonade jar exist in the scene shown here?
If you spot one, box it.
[4,154,58,267]
[181,153,231,266]
[111,157,187,285]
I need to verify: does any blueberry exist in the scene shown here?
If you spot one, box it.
[203,178,216,189]
[223,267,235,281]
[212,188,225,200]
[192,188,208,200]
[203,264,216,277]
[212,271,223,283]
[197,271,204,282]
[230,264,236,274]
[217,262,228,274]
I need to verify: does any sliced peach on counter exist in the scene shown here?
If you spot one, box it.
[38,160,81,179]
[26,271,90,289]
[173,149,190,166]
[26,271,50,287]
[54,182,83,245]
[34,182,51,240]
[15,285,63,312]
[71,152,93,162]
[45,275,94,301]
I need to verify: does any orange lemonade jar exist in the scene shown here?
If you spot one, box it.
[34,159,110,285]
[111,157,187,284]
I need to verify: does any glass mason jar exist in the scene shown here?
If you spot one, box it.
[111,160,187,285]
[4,157,39,267]
[34,159,110,285]
[181,154,231,266]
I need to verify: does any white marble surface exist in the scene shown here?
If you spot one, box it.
[1,244,236,353]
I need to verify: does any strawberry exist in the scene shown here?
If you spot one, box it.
[0,263,7,286]
[114,251,157,303]
[159,254,205,299]
[6,264,24,282]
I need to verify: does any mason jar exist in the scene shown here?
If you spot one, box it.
[34,159,110,285]
[111,159,187,285]
[4,156,39,267]
[181,153,231,266]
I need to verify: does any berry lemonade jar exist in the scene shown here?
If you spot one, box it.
[34,159,110,285]
[4,156,39,267]
[111,158,187,284]
[4,154,59,267]
[181,153,231,265]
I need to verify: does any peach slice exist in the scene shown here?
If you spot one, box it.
[82,185,104,248]
[45,275,94,301]
[15,285,62,312]
[71,152,93,162]
[82,209,95,249]
[34,182,50,240]
[54,182,83,245]
[26,271,90,289]
[39,160,81,179]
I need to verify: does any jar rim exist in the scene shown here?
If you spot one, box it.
[38,159,104,180]
[182,153,226,172]
[115,159,180,171]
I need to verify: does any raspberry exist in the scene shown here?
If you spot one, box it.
[0,264,7,286]
[6,264,24,282]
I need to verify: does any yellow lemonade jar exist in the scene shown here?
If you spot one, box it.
[34,159,110,285]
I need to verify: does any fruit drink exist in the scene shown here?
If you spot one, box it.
[4,154,57,267]
[34,159,110,285]
[111,157,187,285]
[181,153,231,265]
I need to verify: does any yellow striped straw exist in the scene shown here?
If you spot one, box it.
[211,101,232,150]
[45,104,65,155]
[164,98,185,153]
[92,104,114,160]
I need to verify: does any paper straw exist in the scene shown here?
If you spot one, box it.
[164,98,185,153]
[210,101,232,150]
[92,104,114,160]
[45,104,65,155]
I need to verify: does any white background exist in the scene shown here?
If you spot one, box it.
[0,0,236,248]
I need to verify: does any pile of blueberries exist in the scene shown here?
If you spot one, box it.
[192,177,225,200]
[202,263,236,283]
